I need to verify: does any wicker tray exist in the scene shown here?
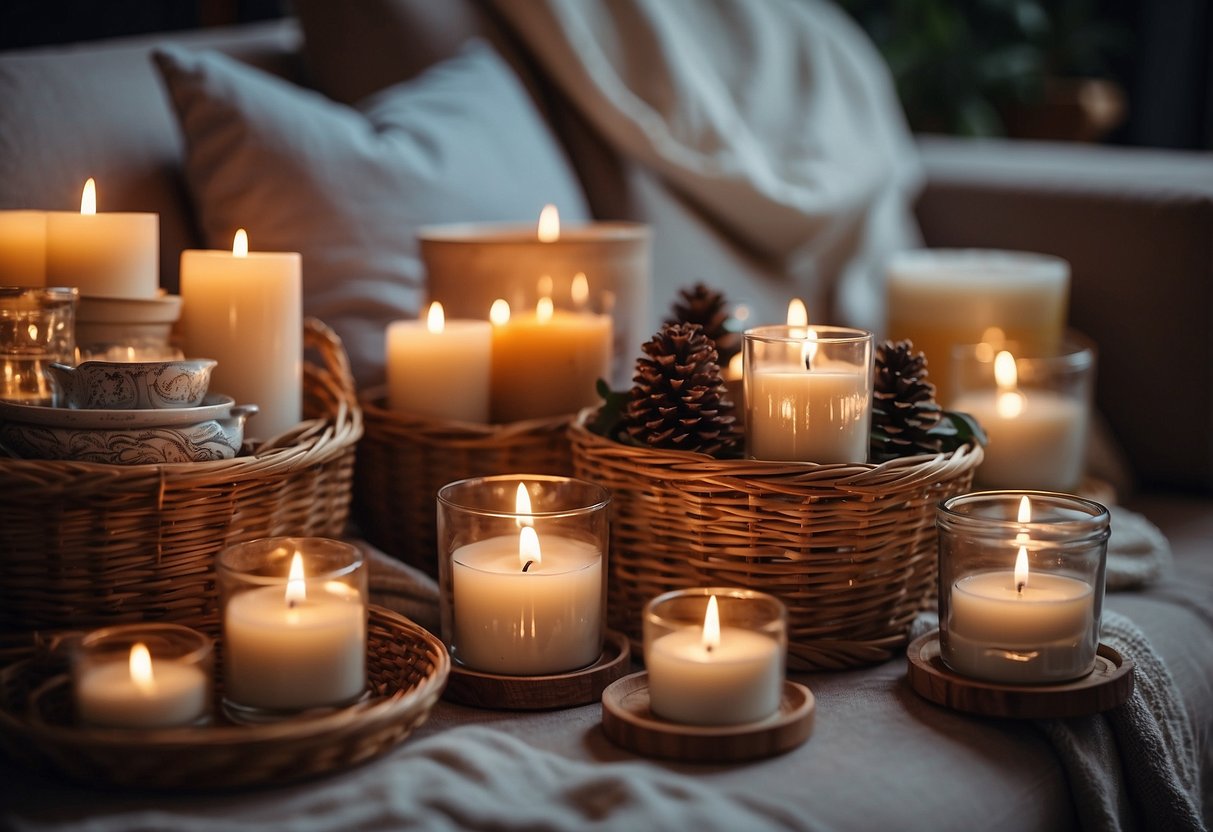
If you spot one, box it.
[354,391,573,577]
[0,605,448,790]
[569,412,983,671]
[0,318,363,648]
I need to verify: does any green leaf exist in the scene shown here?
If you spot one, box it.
[929,410,989,454]
[587,379,630,440]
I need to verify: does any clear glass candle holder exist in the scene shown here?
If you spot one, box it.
[73,622,213,729]
[217,537,367,719]
[0,285,78,405]
[743,324,873,463]
[437,474,609,676]
[937,491,1110,685]
[643,587,787,726]
[950,331,1096,492]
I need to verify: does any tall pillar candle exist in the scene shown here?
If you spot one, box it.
[179,230,302,440]
[386,302,491,422]
[45,179,159,299]
[0,210,47,286]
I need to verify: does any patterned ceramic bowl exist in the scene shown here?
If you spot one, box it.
[48,358,217,410]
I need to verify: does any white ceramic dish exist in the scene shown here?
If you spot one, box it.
[0,394,234,428]
[48,358,217,410]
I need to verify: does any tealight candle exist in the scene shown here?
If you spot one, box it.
[386,301,492,422]
[438,475,608,676]
[938,492,1110,685]
[218,537,367,715]
[73,623,212,729]
[644,588,786,726]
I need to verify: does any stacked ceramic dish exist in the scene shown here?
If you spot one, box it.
[0,358,258,464]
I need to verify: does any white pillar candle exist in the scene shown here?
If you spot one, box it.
[489,297,612,423]
[451,530,603,675]
[223,554,366,711]
[885,249,1069,401]
[77,643,208,729]
[386,302,491,422]
[0,210,47,286]
[45,179,159,299]
[179,229,302,440]
[647,596,782,725]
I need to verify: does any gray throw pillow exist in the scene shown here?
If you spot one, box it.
[153,40,590,388]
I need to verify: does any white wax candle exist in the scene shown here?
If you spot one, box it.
[747,368,870,462]
[45,180,158,299]
[490,302,612,423]
[179,231,302,440]
[224,581,366,710]
[951,388,1087,491]
[77,651,207,729]
[647,626,782,726]
[386,303,491,422]
[947,571,1094,684]
[0,210,47,286]
[451,533,602,675]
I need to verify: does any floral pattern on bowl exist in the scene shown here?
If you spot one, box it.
[48,358,217,410]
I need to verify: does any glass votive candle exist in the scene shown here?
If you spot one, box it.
[217,537,367,717]
[950,331,1096,492]
[644,588,787,726]
[742,324,873,463]
[0,285,78,405]
[437,474,609,676]
[937,491,1110,685]
[73,623,212,729]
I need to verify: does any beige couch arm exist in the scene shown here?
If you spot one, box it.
[913,135,1213,493]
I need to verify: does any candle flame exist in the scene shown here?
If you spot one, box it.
[80,178,97,215]
[536,296,554,324]
[514,482,533,528]
[129,642,155,694]
[490,298,511,326]
[519,525,541,569]
[994,350,1024,418]
[426,301,445,334]
[571,272,589,308]
[1017,496,1032,523]
[285,552,307,606]
[702,595,721,652]
[786,298,808,328]
[802,328,819,369]
[1014,545,1030,594]
[727,352,743,381]
[233,228,249,258]
[537,204,560,242]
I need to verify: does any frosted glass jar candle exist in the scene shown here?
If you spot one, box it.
[937,491,1109,685]
[644,588,786,726]
[438,474,609,676]
[951,333,1096,492]
[743,324,872,463]
[885,249,1069,402]
[218,537,367,717]
[73,623,212,729]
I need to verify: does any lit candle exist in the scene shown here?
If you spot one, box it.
[944,497,1096,684]
[223,551,367,711]
[647,594,783,726]
[744,303,872,463]
[951,348,1089,491]
[0,210,47,286]
[45,178,159,299]
[386,301,491,422]
[450,483,603,675]
[489,294,612,423]
[76,641,208,729]
[179,229,302,439]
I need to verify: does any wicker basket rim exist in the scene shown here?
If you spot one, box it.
[361,386,572,438]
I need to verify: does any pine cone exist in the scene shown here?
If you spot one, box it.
[870,339,944,461]
[624,322,741,456]
[666,283,741,367]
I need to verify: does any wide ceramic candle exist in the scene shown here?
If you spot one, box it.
[644,588,786,726]
[218,537,367,716]
[386,301,492,422]
[937,491,1109,685]
[438,474,609,676]
[73,623,212,729]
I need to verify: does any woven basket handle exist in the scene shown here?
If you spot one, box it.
[304,317,356,404]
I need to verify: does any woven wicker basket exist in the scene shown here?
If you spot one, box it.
[0,318,362,649]
[0,605,448,790]
[354,392,573,577]
[569,412,984,671]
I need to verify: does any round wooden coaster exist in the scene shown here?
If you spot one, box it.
[906,630,1135,719]
[442,630,631,710]
[600,671,814,763]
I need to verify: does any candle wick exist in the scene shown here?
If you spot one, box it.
[1016,582,1025,596]
[288,599,298,609]
[522,560,534,573]
[705,644,714,654]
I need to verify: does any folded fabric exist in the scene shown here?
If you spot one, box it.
[360,539,441,635]
[1104,505,1173,592]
